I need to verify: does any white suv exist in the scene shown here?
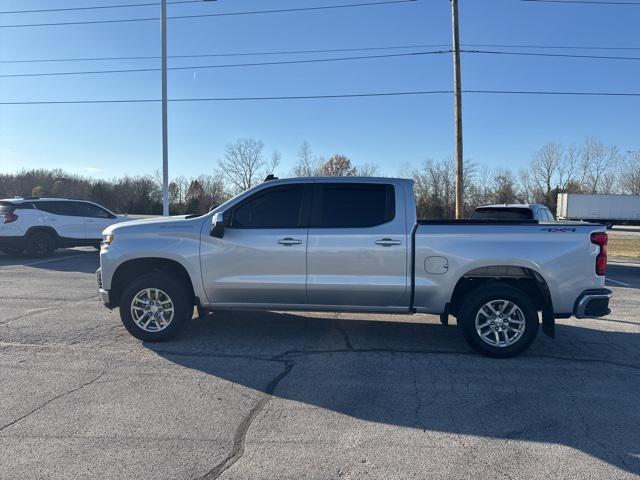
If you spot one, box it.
[0,198,127,257]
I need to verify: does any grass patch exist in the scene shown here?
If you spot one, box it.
[608,237,640,260]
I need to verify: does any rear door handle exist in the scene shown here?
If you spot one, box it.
[277,237,303,246]
[375,238,402,247]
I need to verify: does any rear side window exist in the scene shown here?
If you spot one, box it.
[35,201,84,217]
[312,183,395,228]
[229,186,305,229]
[471,208,533,221]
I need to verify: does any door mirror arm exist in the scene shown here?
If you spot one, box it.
[210,212,226,238]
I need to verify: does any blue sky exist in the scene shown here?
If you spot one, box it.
[0,0,639,179]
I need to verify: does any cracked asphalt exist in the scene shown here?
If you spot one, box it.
[1,248,639,480]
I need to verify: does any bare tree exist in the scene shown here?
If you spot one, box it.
[218,138,268,193]
[491,168,519,204]
[292,141,319,177]
[320,155,357,176]
[530,142,562,204]
[581,137,619,194]
[355,162,379,176]
[557,144,581,191]
[619,150,640,195]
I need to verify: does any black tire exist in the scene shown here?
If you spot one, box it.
[458,283,539,358]
[119,273,193,342]
[0,247,23,256]
[25,231,56,258]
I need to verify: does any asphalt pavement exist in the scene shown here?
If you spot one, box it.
[0,249,639,480]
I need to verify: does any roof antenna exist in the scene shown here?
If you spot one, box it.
[264,174,278,182]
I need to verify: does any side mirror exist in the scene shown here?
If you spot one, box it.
[210,212,225,239]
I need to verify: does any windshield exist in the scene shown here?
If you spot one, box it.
[471,207,533,220]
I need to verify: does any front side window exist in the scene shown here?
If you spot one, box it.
[229,186,304,229]
[78,202,114,219]
[312,183,395,228]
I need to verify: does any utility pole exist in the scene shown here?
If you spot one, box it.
[161,0,169,216]
[450,0,464,219]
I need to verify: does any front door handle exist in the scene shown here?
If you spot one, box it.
[375,238,402,247]
[277,237,303,246]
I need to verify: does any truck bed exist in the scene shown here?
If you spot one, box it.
[412,221,606,317]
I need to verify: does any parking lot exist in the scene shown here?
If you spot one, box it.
[1,249,639,480]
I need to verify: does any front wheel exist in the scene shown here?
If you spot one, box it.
[119,273,193,342]
[458,283,539,358]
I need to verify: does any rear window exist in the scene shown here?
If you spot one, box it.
[0,202,34,212]
[312,183,395,228]
[471,207,533,221]
[0,203,16,213]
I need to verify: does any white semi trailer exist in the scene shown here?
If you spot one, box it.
[557,193,640,229]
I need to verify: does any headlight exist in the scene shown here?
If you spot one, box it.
[101,234,115,246]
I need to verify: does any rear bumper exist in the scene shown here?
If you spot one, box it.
[574,288,612,318]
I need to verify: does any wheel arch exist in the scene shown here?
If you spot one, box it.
[110,257,196,308]
[448,265,555,337]
[25,226,59,244]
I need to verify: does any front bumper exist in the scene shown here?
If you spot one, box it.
[574,288,612,318]
[96,268,115,309]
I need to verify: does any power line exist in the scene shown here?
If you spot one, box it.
[463,49,640,61]
[4,47,639,78]
[5,42,640,65]
[0,1,200,15]
[0,50,449,79]
[2,89,640,105]
[465,43,640,51]
[0,0,417,29]
[0,44,452,64]
[522,0,640,4]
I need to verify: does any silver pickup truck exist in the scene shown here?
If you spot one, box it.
[96,177,611,357]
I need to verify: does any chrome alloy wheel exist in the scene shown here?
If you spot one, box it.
[474,299,526,348]
[130,288,175,332]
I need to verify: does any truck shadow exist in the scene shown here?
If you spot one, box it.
[0,249,98,274]
[146,310,640,475]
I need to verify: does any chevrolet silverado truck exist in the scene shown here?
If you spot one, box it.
[96,177,611,357]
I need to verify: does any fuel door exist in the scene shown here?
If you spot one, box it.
[425,256,449,275]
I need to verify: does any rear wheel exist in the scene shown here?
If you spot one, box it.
[458,283,539,358]
[119,273,193,342]
[25,232,56,258]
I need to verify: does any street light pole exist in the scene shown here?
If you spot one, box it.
[161,0,169,216]
[450,0,464,219]
[161,0,216,216]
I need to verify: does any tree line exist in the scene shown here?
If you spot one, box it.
[1,136,638,218]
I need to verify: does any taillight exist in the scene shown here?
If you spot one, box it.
[591,232,608,276]
[2,212,18,224]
